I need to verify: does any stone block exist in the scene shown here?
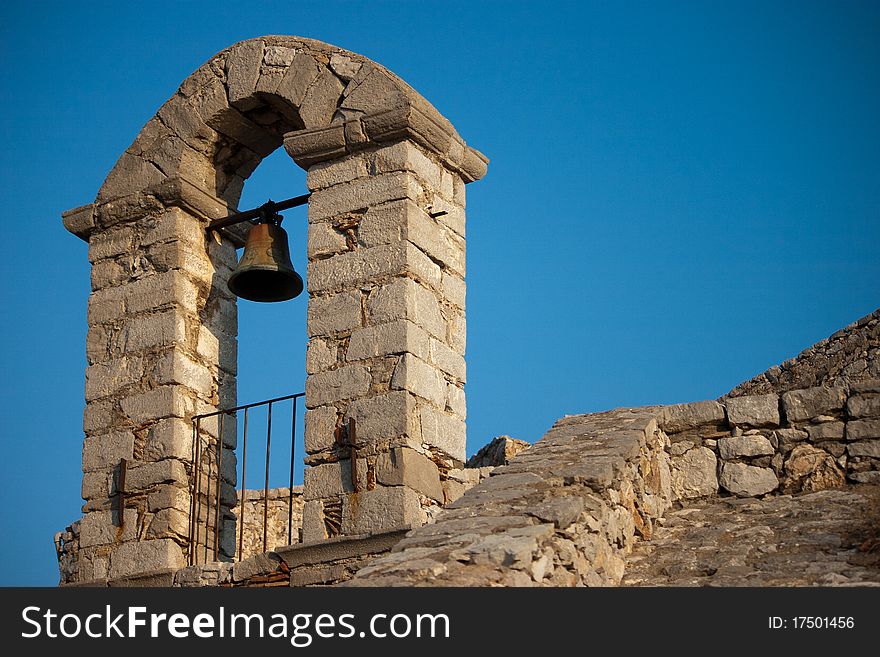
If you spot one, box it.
[782,444,846,494]
[441,272,466,309]
[301,500,327,543]
[122,270,200,315]
[391,354,447,408]
[376,447,443,502]
[108,539,185,580]
[428,337,466,382]
[126,459,188,492]
[670,447,718,500]
[226,40,263,109]
[307,172,423,223]
[345,390,420,444]
[62,203,96,240]
[304,405,339,454]
[719,462,778,497]
[305,338,338,375]
[369,140,444,190]
[447,312,466,355]
[147,484,190,512]
[304,461,367,501]
[207,106,279,156]
[88,226,135,262]
[87,288,125,324]
[341,486,422,535]
[724,394,779,427]
[299,67,345,128]
[82,471,111,500]
[79,510,139,548]
[90,258,129,290]
[142,209,206,248]
[275,51,322,107]
[146,508,190,539]
[82,431,135,472]
[847,440,880,458]
[306,153,368,191]
[84,357,143,402]
[120,310,187,352]
[144,418,193,461]
[717,435,775,460]
[846,419,880,441]
[307,221,349,258]
[286,124,347,168]
[446,384,466,419]
[847,393,880,419]
[419,405,467,462]
[367,277,446,341]
[305,364,372,407]
[773,428,808,446]
[307,290,363,337]
[806,421,845,442]
[154,350,214,397]
[346,319,429,362]
[782,386,847,423]
[120,386,194,424]
[659,401,726,433]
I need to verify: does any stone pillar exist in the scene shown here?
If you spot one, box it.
[62,179,240,580]
[284,110,486,541]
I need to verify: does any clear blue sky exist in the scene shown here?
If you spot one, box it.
[1,1,877,585]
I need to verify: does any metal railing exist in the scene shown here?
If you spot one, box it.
[187,392,304,566]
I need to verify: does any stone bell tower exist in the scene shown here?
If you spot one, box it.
[59,36,486,583]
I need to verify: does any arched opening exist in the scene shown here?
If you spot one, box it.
[225,146,309,556]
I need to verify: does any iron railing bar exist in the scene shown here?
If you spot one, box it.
[194,418,203,565]
[188,419,197,565]
[238,407,248,562]
[214,413,225,562]
[192,393,304,420]
[288,396,297,545]
[263,402,273,553]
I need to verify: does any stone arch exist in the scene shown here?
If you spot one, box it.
[60,36,487,583]
[95,36,486,210]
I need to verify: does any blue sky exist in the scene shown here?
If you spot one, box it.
[0,1,877,585]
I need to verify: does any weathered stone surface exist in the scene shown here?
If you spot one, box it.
[782,444,846,494]
[773,428,808,446]
[305,364,372,407]
[367,277,446,340]
[390,354,446,408]
[466,436,531,468]
[126,459,188,492]
[670,447,718,499]
[717,435,775,460]
[108,539,185,579]
[806,421,845,442]
[847,440,880,458]
[345,391,418,445]
[419,405,467,462]
[346,319,429,362]
[848,393,880,419]
[304,405,339,454]
[725,394,779,427]
[82,431,135,472]
[307,291,363,337]
[846,419,880,441]
[232,551,285,583]
[299,67,345,128]
[303,460,368,502]
[79,510,139,548]
[782,386,847,423]
[624,487,880,586]
[719,462,778,497]
[376,447,443,502]
[342,486,422,535]
[659,401,725,433]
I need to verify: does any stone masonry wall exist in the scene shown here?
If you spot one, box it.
[238,487,304,560]
[59,35,487,584]
[346,381,879,585]
[727,309,879,397]
[292,136,478,542]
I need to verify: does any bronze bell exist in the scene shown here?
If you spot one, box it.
[228,221,303,302]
